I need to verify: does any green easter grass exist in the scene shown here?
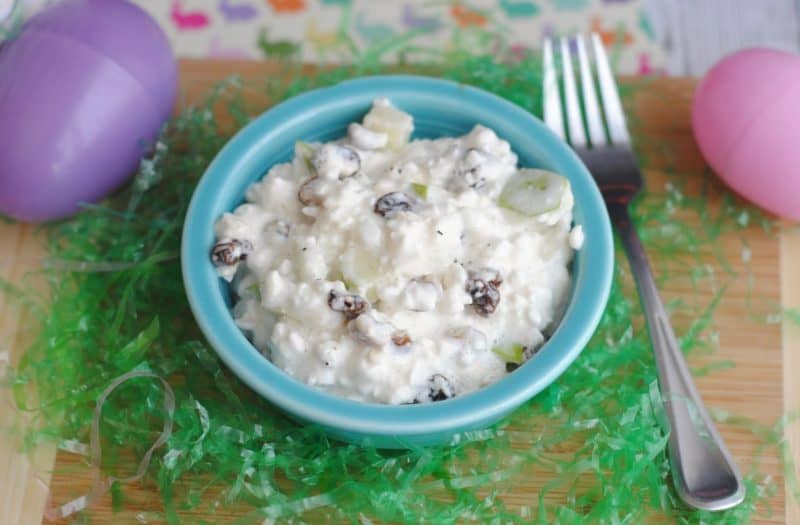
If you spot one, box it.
[5,53,798,523]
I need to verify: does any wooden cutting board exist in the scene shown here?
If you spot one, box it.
[1,60,798,524]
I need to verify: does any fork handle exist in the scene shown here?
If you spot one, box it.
[609,203,745,511]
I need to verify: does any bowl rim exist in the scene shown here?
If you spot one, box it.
[182,74,614,436]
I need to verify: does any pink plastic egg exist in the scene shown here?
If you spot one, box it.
[692,48,800,220]
[0,0,177,222]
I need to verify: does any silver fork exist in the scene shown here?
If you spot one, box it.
[543,34,745,511]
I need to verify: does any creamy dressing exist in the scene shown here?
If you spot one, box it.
[212,99,582,404]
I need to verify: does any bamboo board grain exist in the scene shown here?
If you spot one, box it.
[0,223,54,525]
[0,60,797,524]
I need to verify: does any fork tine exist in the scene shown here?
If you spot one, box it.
[560,37,586,148]
[542,38,565,142]
[575,35,606,147]
[591,33,630,145]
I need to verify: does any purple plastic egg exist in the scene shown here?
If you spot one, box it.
[0,0,177,222]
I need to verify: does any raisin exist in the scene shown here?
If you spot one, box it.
[428,374,455,401]
[210,239,253,266]
[470,285,500,316]
[298,176,323,206]
[328,289,368,320]
[374,192,417,218]
[336,146,361,176]
[311,144,360,179]
[391,331,411,347]
[465,269,502,317]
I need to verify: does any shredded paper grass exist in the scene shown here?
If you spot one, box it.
[3,50,797,523]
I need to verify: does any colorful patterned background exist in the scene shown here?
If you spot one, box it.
[131,0,664,74]
[7,1,798,75]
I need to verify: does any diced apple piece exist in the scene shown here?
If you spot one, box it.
[363,99,413,149]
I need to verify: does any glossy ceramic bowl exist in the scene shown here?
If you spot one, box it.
[182,75,613,448]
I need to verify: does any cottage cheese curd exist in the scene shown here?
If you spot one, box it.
[212,99,583,404]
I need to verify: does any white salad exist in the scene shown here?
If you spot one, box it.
[211,99,584,405]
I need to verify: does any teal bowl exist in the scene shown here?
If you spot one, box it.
[182,75,613,448]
